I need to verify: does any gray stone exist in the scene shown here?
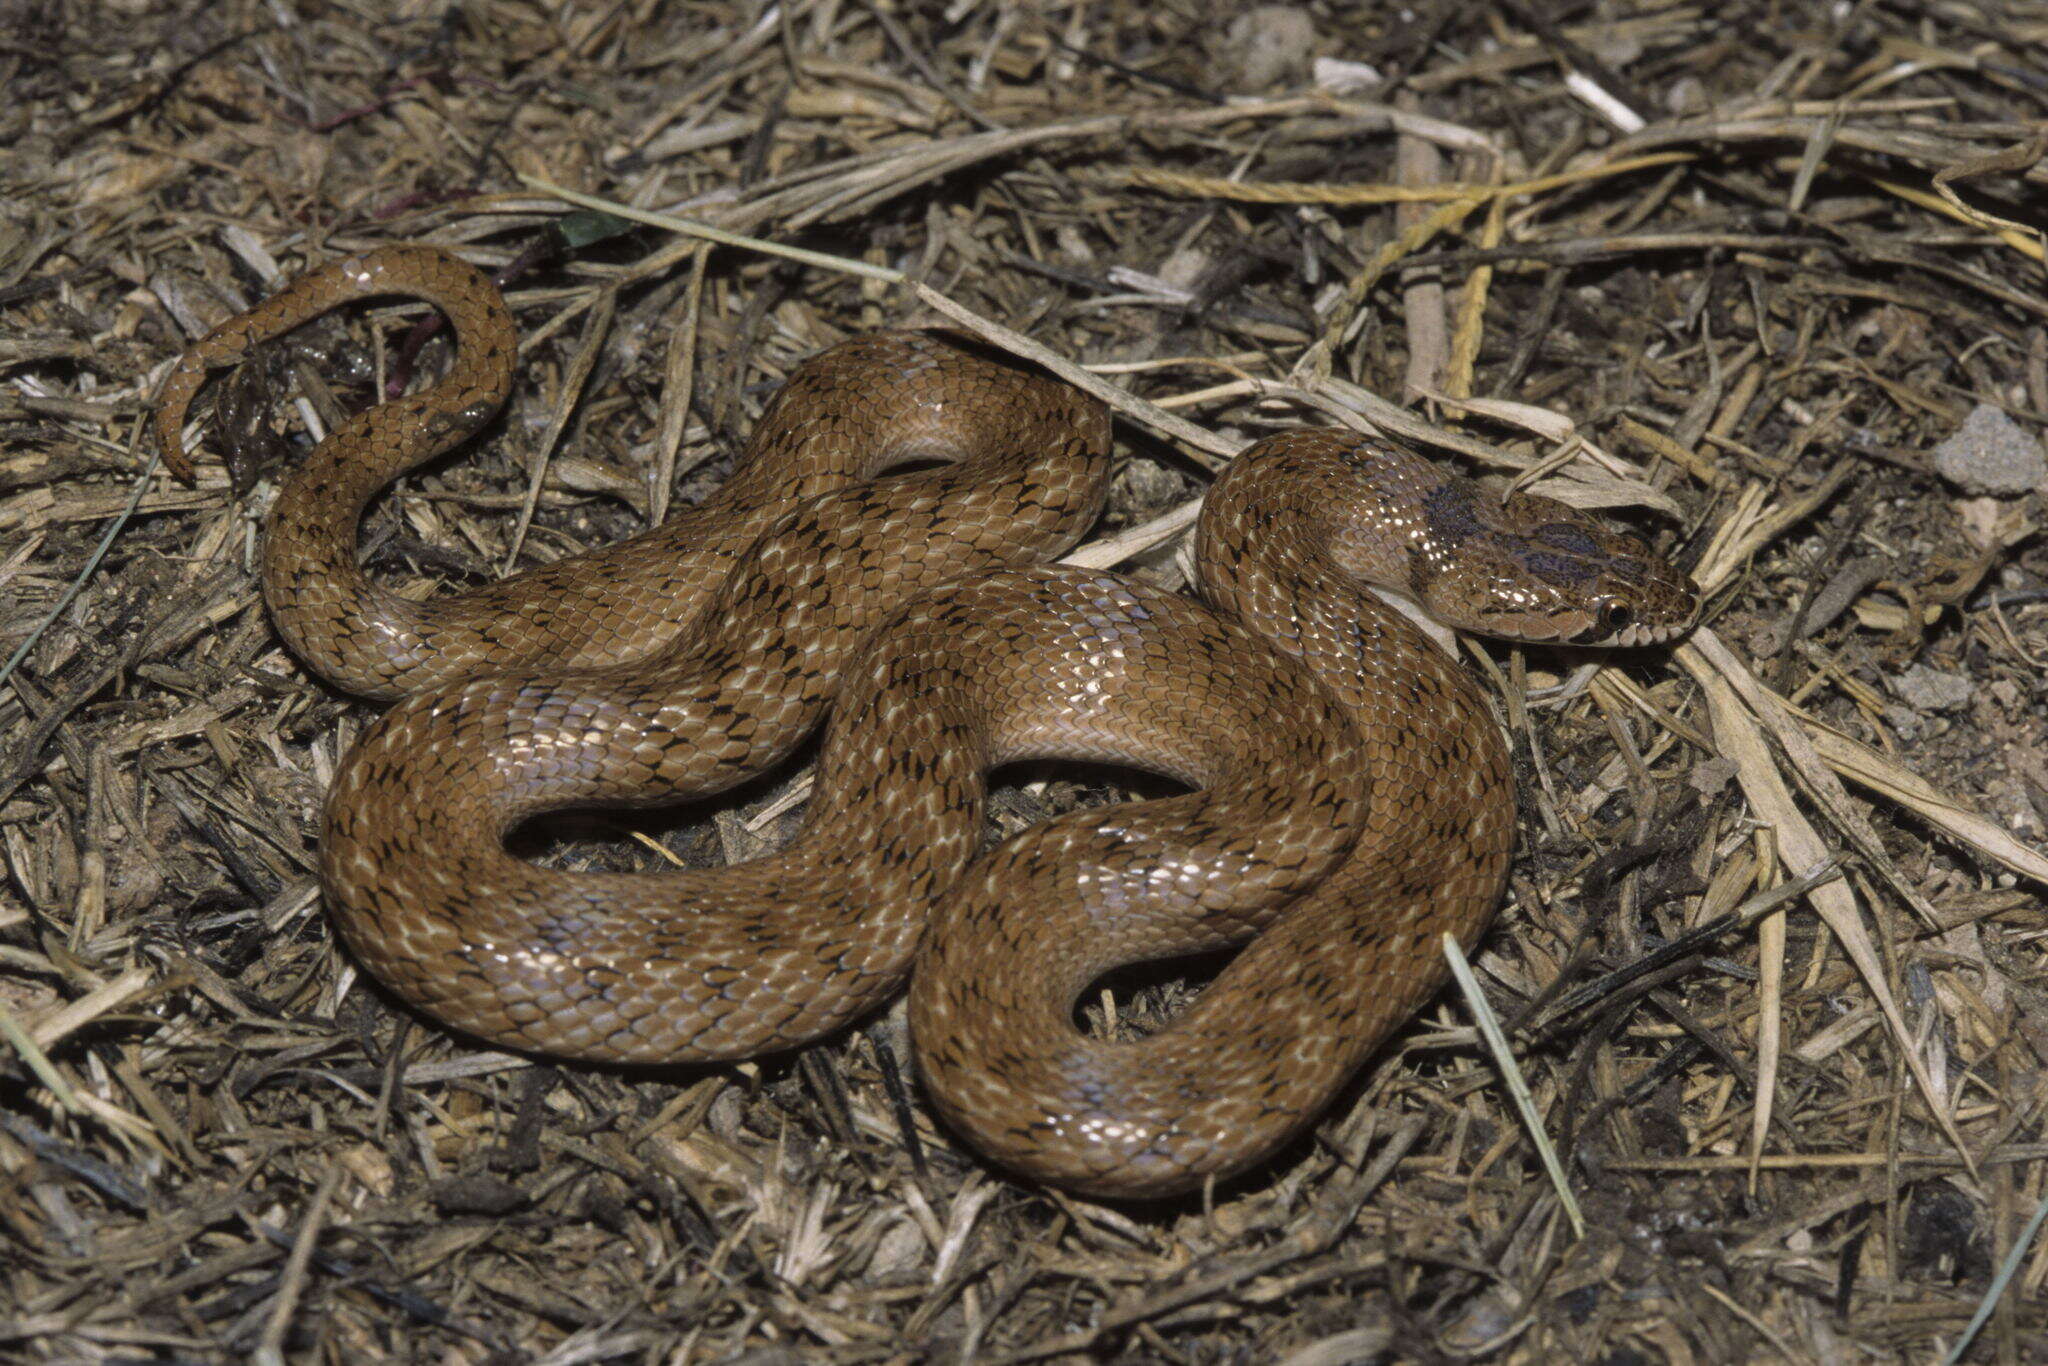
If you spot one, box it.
[1224,6,1317,91]
[1891,664,1974,713]
[1931,403,2047,496]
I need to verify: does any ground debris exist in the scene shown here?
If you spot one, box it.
[4,2,2047,1361]
[1933,403,2046,498]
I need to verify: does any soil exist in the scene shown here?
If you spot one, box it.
[4,1,2048,1361]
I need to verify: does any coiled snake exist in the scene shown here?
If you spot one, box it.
[155,245,1697,1196]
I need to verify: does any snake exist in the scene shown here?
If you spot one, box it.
[154,244,1699,1197]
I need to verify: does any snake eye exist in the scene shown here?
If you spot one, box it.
[1596,600,1633,636]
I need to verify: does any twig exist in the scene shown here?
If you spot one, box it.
[1445,933,1586,1240]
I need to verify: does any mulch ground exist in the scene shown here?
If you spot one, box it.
[5,2,2048,1361]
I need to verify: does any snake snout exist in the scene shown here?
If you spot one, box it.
[1434,558,1699,648]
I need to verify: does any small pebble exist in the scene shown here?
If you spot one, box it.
[1665,75,1710,115]
[866,1217,929,1280]
[1890,663,1974,713]
[1223,5,1317,91]
[1931,403,2047,496]
[1885,704,1925,744]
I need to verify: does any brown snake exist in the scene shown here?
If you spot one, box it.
[155,244,1698,1196]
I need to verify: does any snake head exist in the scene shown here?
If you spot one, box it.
[1406,484,1701,648]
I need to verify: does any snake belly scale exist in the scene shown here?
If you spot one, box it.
[155,244,1698,1196]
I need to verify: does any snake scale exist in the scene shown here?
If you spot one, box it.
[155,244,1698,1196]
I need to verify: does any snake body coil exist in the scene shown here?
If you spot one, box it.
[156,245,1697,1196]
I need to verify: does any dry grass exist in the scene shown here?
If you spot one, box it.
[5,1,2048,1361]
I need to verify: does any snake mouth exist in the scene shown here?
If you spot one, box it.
[1563,611,1696,649]
[1599,605,1700,648]
[1608,622,1679,648]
